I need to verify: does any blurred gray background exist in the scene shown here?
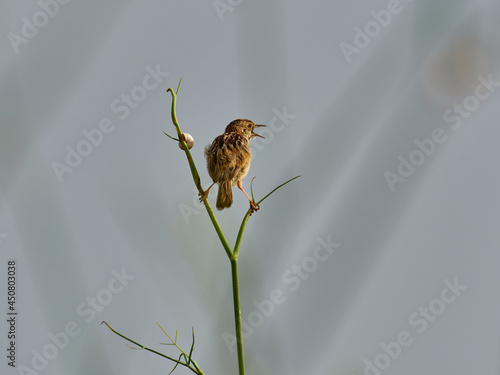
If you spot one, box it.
[2,1,500,374]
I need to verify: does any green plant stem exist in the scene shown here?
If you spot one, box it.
[168,83,245,372]
[230,258,246,375]
[102,322,204,375]
[233,174,300,259]
[166,87,232,259]
[232,212,250,259]
[166,80,299,375]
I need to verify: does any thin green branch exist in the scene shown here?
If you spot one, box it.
[156,322,203,373]
[166,80,232,259]
[157,323,184,354]
[102,321,204,375]
[163,131,179,141]
[232,212,251,260]
[250,177,256,203]
[188,327,196,364]
[257,175,301,205]
[126,343,145,350]
[233,175,301,259]
[169,355,182,375]
[175,77,183,95]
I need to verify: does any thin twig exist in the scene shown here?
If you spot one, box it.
[102,321,204,374]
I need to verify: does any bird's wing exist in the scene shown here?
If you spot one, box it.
[216,133,250,182]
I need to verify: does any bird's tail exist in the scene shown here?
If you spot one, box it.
[216,181,233,210]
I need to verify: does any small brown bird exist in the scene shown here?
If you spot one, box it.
[202,119,265,211]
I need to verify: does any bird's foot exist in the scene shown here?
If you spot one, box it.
[249,200,260,212]
[199,190,209,202]
[199,182,216,202]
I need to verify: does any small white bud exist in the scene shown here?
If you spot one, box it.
[178,133,194,150]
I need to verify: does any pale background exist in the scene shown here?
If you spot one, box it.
[1,1,500,374]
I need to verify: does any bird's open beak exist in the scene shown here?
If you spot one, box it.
[253,124,266,139]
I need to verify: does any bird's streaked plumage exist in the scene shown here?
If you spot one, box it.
[203,119,265,210]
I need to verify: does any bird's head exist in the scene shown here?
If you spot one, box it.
[225,119,266,140]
